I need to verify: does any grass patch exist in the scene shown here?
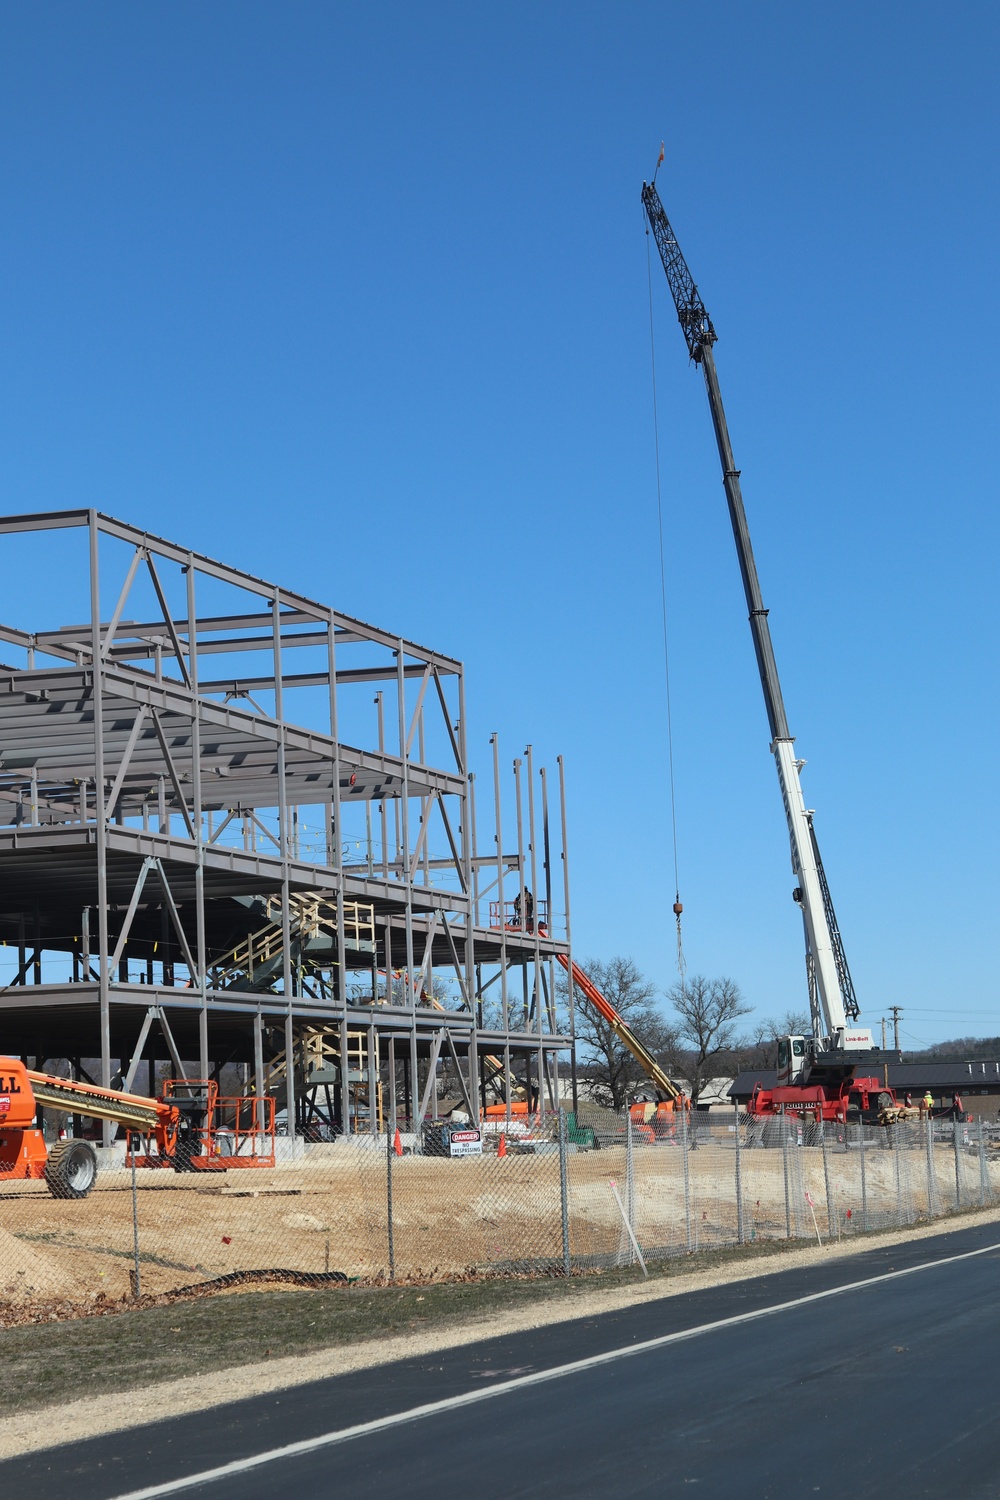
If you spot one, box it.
[1,1236,824,1417]
[10,1203,995,1420]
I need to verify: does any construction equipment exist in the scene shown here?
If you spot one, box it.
[548,939,684,1105]
[642,174,891,1121]
[0,1058,275,1198]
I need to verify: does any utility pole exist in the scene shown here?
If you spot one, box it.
[881,1017,887,1050]
[889,1006,903,1053]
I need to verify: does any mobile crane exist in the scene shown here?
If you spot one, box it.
[0,1058,275,1197]
[641,176,891,1124]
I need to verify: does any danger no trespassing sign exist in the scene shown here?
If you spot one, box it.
[449,1129,483,1157]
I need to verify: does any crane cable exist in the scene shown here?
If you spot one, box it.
[644,219,686,984]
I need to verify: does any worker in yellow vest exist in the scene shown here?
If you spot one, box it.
[922,1090,935,1116]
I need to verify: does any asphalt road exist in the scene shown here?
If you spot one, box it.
[8,1221,1000,1500]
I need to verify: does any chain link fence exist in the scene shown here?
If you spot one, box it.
[2,1111,999,1313]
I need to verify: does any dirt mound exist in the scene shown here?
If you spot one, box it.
[0,1224,84,1302]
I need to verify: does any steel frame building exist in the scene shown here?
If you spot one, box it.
[0,510,576,1139]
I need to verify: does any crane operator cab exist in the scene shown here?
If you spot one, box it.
[776,1035,809,1087]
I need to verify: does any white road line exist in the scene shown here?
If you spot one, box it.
[107,1238,1000,1500]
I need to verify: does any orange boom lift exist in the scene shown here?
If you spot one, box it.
[0,1058,274,1198]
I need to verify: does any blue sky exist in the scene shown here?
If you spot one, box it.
[0,2,995,1048]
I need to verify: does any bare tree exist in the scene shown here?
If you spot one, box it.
[668,975,751,1105]
[569,957,679,1112]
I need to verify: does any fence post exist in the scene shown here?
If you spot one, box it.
[558,1108,571,1277]
[734,1102,745,1245]
[953,1118,962,1211]
[893,1124,903,1224]
[925,1115,936,1217]
[386,1122,395,1282]
[782,1128,792,1239]
[625,1109,635,1257]
[859,1122,868,1231]
[820,1117,834,1240]
[129,1139,141,1299]
[979,1116,988,1208]
[681,1103,692,1252]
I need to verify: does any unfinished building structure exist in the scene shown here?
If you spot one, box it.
[0,510,575,1138]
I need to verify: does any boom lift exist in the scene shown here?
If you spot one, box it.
[535,927,684,1109]
[641,177,890,1123]
[555,951,682,1103]
[0,1059,275,1198]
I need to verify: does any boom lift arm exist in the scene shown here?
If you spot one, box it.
[0,1059,275,1198]
[552,947,682,1102]
[641,178,866,1059]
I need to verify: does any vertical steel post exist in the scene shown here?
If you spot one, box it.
[925,1116,936,1216]
[953,1118,962,1211]
[185,560,209,1081]
[526,747,544,1117]
[367,1026,378,1137]
[513,757,527,1036]
[557,756,578,1115]
[681,1099,692,1251]
[465,816,481,1116]
[457,670,478,1116]
[253,1010,265,1136]
[491,735,510,1121]
[388,1035,397,1135]
[396,645,418,1133]
[859,1121,868,1231]
[894,1124,904,1224]
[978,1115,988,1207]
[272,593,295,1141]
[734,1101,745,1245]
[328,620,349,1132]
[539,766,559,1108]
[558,1106,570,1277]
[468,770,480,929]
[82,907,90,982]
[89,515,112,1145]
[376,693,389,880]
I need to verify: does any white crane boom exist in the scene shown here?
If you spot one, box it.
[641,176,870,1056]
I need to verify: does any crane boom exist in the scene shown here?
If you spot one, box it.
[641,178,864,1052]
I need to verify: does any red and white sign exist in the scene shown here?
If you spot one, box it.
[449,1128,482,1158]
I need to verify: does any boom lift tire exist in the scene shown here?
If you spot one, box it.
[44,1140,98,1199]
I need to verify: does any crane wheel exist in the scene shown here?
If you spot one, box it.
[44,1140,98,1199]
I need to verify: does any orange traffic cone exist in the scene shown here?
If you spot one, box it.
[498,1133,507,1158]
[393,1128,403,1156]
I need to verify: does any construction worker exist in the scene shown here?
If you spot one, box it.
[922,1089,935,1116]
[512,888,533,931]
